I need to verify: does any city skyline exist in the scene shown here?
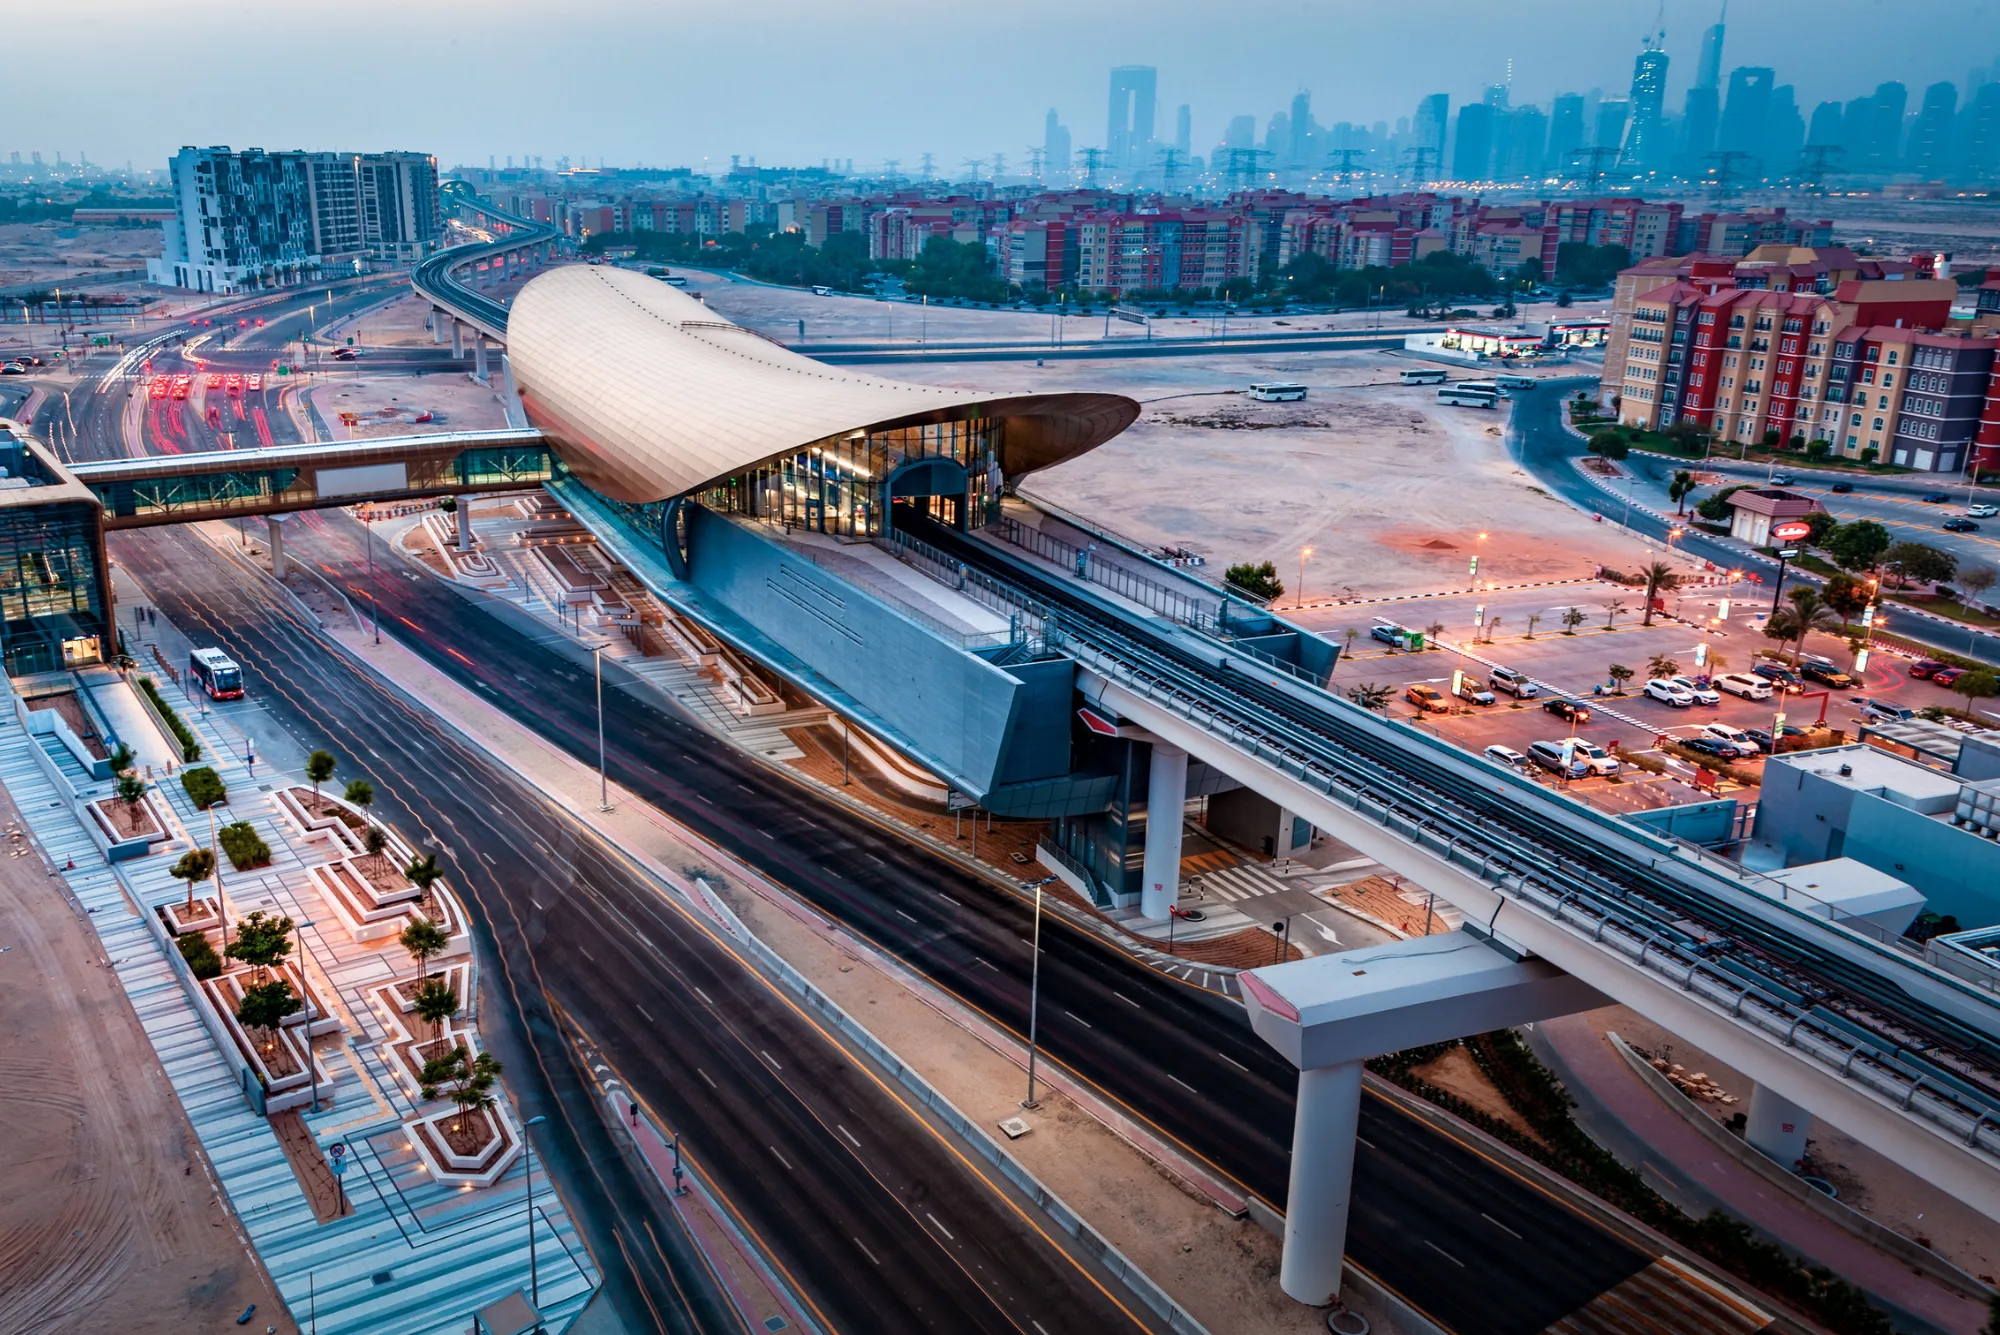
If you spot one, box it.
[5,0,1995,174]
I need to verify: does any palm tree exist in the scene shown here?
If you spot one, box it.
[1347,682,1393,713]
[1607,664,1635,694]
[1647,654,1681,680]
[1525,613,1542,639]
[306,750,336,815]
[413,977,459,1054]
[1562,606,1587,635]
[1668,470,1696,515]
[400,916,451,984]
[1640,561,1680,627]
[1425,621,1446,650]
[1783,587,1843,665]
[406,852,443,916]
[1604,599,1627,629]
[171,848,216,918]
[116,773,147,822]
[1484,614,1504,643]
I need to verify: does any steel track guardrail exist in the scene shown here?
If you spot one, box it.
[1048,622,2000,1164]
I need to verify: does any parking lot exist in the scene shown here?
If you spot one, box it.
[1301,580,1978,810]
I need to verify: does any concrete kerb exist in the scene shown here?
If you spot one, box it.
[1607,1030,1998,1303]
[309,623,1216,1335]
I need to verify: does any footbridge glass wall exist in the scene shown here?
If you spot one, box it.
[0,499,110,676]
[690,414,1001,538]
[85,444,556,526]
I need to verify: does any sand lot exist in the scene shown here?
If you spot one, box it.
[0,786,289,1334]
[311,371,513,438]
[0,220,161,289]
[908,349,1647,596]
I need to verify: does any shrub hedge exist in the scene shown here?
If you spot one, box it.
[1370,1032,1893,1334]
[175,930,222,980]
[137,675,202,761]
[217,820,271,871]
[180,765,227,810]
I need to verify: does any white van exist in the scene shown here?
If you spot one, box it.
[1494,374,1537,391]
[1713,672,1773,701]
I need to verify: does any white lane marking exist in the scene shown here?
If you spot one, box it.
[1356,1136,1375,1149]
[938,892,961,906]
[974,957,998,970]
[854,1237,880,1265]
[635,1004,653,1021]
[1167,1073,1197,1093]
[577,947,595,962]
[760,1050,781,1071]
[698,1068,717,1088]
[1481,1212,1521,1239]
[694,987,713,1006]
[926,1212,953,1241]
[1064,1010,1092,1029]
[1114,991,1140,1008]
[896,909,919,923]
[769,1145,794,1171]
[1425,1240,1464,1267]
[1217,1052,1249,1072]
[838,1124,861,1148]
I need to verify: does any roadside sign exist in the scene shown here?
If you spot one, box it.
[1772,522,1812,542]
[946,790,976,810]
[1076,706,1119,737]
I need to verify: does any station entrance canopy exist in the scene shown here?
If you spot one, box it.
[69,429,555,529]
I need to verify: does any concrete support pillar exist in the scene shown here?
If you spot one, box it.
[431,308,446,344]
[1745,1082,1811,1169]
[473,333,489,383]
[1281,1060,1365,1306]
[451,320,464,359]
[456,495,476,551]
[266,514,289,581]
[1140,743,1189,921]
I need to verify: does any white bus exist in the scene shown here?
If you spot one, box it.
[1247,381,1308,402]
[1437,384,1499,409]
[189,647,244,700]
[1399,368,1448,385]
[1494,374,1537,391]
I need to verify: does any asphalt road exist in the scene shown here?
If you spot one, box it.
[1507,380,2000,665]
[261,505,1662,1335]
[115,523,1150,1335]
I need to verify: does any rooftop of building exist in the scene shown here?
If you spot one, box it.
[1725,487,1823,516]
[1767,743,1964,813]
[0,422,101,511]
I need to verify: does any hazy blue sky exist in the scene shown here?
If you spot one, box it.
[12,0,1999,173]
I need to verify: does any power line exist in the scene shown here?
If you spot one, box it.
[1566,146,1622,193]
[1796,144,1843,196]
[1403,146,1437,188]
[1156,146,1186,190]
[1077,147,1107,186]
[1326,148,1367,192]
[1225,147,1272,192]
[1703,150,1757,201]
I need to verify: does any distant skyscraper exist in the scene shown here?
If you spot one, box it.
[1289,91,1313,167]
[1624,48,1670,169]
[1264,112,1290,161]
[1842,94,1877,162]
[1696,11,1727,91]
[1593,99,1630,153]
[1766,85,1805,175]
[1484,83,1509,111]
[1548,94,1585,167]
[1453,102,1494,180]
[1413,93,1450,156]
[1107,66,1157,167]
[1220,115,1256,155]
[1718,67,1774,162]
[1175,105,1191,157]
[1044,108,1072,173]
[1907,82,1957,176]
[1963,82,2000,181]
[1680,86,1721,165]
[1807,101,1843,147]
[1865,82,1908,169]
[1507,106,1549,179]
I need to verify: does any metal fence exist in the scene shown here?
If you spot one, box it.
[990,515,1223,632]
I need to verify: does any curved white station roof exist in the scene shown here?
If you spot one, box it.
[506,265,1138,505]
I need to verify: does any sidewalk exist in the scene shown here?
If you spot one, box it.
[1534,1012,1991,1335]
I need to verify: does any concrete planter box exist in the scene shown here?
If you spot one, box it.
[405,1104,519,1187]
[311,859,470,956]
[85,793,174,863]
[205,962,341,1039]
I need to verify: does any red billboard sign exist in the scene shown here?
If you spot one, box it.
[1772,521,1813,541]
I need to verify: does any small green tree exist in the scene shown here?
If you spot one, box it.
[1801,510,1840,546]
[1823,519,1891,572]
[1647,654,1681,680]
[116,773,147,815]
[1603,599,1627,629]
[1607,664,1635,694]
[1695,484,1749,522]
[419,1044,504,1135]
[109,741,134,775]
[1639,561,1680,627]
[1347,682,1393,712]
[1959,564,1997,607]
[235,978,302,1052]
[406,852,443,916]
[224,909,293,983]
[1561,606,1587,635]
[170,847,215,917]
[343,777,374,818]
[363,825,389,858]
[1224,561,1284,602]
[1667,470,1696,514]
[400,915,451,983]
[1882,541,1957,589]
[1805,438,1831,460]
[1821,573,1870,627]
[306,749,337,814]
[412,977,460,1052]
[1525,612,1542,639]
[1954,670,1999,707]
[1588,430,1629,462]
[1781,587,1843,664]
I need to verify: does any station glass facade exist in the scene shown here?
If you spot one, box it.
[689,414,1002,536]
[0,497,110,677]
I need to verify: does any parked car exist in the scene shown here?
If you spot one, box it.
[1831,481,1854,494]
[1746,724,1810,753]
[331,347,359,361]
[1405,683,1450,713]
[1680,736,1746,761]
[1969,504,1999,518]
[1528,740,1591,778]
[1702,722,1755,749]
[1933,667,1968,687]
[1564,739,1622,776]
[1489,666,1540,698]
[1850,696,1913,721]
[1943,518,1980,533]
[1921,492,1950,503]
[1484,743,1530,769]
[1713,672,1774,700]
[1908,659,1950,679]
[0,362,24,375]
[1670,675,1721,705]
[1800,660,1856,688]
[1644,678,1697,707]
[1371,622,1410,646]
[1751,663,1806,693]
[1452,677,1496,706]
[1542,697,1592,723]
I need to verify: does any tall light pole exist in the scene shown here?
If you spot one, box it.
[523,1113,547,1304]
[593,643,610,811]
[1021,876,1056,1110]
[1295,546,1312,608]
[365,508,380,644]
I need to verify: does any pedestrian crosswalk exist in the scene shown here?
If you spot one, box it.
[1186,855,1386,903]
